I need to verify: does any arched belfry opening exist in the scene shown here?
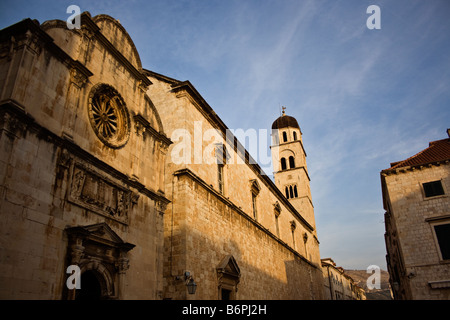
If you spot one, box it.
[289,156,295,169]
[281,157,287,170]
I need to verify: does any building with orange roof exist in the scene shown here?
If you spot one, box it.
[381,129,450,299]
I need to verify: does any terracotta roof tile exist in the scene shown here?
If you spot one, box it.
[384,137,450,172]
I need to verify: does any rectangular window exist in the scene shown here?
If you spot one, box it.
[252,193,257,220]
[216,144,227,195]
[290,221,296,250]
[434,223,450,260]
[291,229,296,250]
[423,180,445,198]
[275,214,280,237]
[218,164,224,194]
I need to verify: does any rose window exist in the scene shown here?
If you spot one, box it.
[88,84,130,148]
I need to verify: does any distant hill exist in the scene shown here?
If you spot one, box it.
[344,269,392,300]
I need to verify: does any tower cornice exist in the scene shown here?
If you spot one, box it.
[272,139,308,157]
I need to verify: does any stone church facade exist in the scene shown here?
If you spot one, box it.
[0,12,324,299]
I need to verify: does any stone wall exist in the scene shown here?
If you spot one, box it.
[383,163,450,299]
[0,106,166,299]
[164,172,324,299]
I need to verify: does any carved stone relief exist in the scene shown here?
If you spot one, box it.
[68,164,131,224]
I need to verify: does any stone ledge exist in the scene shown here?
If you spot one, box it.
[428,279,450,289]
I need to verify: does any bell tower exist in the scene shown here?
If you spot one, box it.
[271,108,316,229]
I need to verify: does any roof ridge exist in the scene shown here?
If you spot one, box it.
[429,137,450,146]
[390,144,434,170]
[386,137,450,171]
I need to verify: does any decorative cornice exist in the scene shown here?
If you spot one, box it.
[0,18,94,81]
[381,160,450,176]
[142,69,181,85]
[429,280,450,289]
[79,12,152,87]
[133,113,172,147]
[276,139,308,158]
[425,214,450,223]
[0,100,170,205]
[274,166,311,182]
[15,13,151,88]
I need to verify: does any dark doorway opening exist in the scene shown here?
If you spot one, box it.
[76,270,102,300]
[221,288,231,300]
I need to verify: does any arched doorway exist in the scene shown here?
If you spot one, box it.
[65,223,135,300]
[76,270,102,300]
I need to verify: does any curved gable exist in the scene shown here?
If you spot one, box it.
[41,14,143,72]
[93,14,142,70]
[41,19,83,60]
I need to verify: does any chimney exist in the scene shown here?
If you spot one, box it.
[447,128,450,138]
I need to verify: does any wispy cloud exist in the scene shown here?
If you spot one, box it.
[1,0,449,271]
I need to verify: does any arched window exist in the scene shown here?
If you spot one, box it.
[281,157,287,170]
[294,185,298,198]
[289,156,295,169]
[293,131,297,141]
[289,186,294,199]
[285,186,289,199]
[65,223,135,300]
[282,131,288,142]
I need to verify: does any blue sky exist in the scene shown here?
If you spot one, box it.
[1,0,449,270]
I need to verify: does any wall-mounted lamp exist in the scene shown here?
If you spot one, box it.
[176,271,197,295]
[186,276,197,295]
